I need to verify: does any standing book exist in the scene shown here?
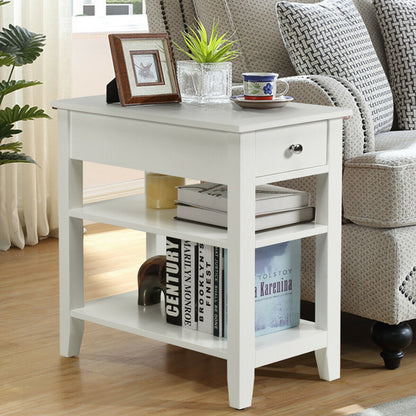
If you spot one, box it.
[197,243,214,334]
[181,240,198,330]
[222,240,301,337]
[213,246,221,337]
[165,236,182,326]
[254,240,301,336]
[176,182,310,214]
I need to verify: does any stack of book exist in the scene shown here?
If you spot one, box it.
[175,182,314,231]
[165,237,301,337]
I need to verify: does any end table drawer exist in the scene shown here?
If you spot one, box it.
[255,121,327,176]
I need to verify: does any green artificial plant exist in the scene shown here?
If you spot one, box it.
[0,0,50,165]
[175,19,239,63]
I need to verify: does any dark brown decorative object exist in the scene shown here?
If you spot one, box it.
[137,255,167,306]
[371,321,413,369]
[108,33,181,106]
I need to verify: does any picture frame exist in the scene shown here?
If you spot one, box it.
[109,33,181,106]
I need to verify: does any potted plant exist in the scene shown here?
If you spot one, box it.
[175,20,239,104]
[0,0,50,166]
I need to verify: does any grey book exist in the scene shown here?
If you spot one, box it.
[176,182,310,215]
[176,204,315,232]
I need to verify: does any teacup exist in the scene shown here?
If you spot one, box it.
[242,72,289,101]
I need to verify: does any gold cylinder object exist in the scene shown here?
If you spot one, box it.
[145,172,185,209]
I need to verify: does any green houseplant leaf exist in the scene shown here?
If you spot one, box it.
[0,80,42,97]
[0,2,49,165]
[0,24,45,66]
[0,151,35,165]
[0,140,23,152]
[0,50,14,66]
[0,104,50,125]
[174,20,239,63]
[0,123,22,142]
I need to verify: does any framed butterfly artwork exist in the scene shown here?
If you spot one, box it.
[109,33,181,106]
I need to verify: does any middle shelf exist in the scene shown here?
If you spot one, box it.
[70,194,328,248]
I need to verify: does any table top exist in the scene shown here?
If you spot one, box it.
[52,95,352,134]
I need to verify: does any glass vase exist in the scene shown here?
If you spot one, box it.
[177,61,232,104]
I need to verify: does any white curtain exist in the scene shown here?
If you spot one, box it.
[0,0,72,250]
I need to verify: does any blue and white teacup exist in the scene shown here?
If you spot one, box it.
[242,72,289,101]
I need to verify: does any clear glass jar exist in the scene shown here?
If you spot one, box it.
[145,173,185,209]
[177,61,232,104]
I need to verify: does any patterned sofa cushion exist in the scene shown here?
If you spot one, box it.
[276,0,394,134]
[342,223,416,324]
[373,0,416,130]
[192,0,389,86]
[343,130,416,227]
[192,0,318,84]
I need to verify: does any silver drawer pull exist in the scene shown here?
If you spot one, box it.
[289,144,303,154]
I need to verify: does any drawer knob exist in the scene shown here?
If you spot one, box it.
[289,144,303,154]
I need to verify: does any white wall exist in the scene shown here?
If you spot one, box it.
[72,32,144,203]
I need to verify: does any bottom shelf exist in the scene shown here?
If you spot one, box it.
[72,291,228,359]
[255,320,327,368]
[71,291,328,366]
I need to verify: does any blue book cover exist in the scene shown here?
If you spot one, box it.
[254,240,301,336]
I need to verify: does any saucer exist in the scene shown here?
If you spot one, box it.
[231,96,294,109]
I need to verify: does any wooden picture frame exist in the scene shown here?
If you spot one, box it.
[109,33,181,106]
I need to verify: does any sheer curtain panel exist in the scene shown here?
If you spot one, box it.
[0,0,71,250]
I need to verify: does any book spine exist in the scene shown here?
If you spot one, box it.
[181,240,197,330]
[165,237,182,326]
[194,243,199,325]
[223,248,227,339]
[219,248,224,338]
[213,246,220,337]
[198,243,214,334]
[197,243,205,331]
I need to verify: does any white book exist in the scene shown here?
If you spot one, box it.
[181,240,197,330]
[222,241,301,338]
[254,240,301,336]
[176,204,315,231]
[165,236,182,326]
[176,182,310,215]
[197,243,214,335]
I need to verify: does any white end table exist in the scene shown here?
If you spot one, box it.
[53,95,351,409]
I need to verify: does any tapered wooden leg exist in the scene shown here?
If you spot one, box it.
[371,322,413,369]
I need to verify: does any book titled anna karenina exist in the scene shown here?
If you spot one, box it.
[254,240,301,336]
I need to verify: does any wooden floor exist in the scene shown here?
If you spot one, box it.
[2,223,416,416]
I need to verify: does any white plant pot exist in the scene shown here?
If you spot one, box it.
[177,61,232,104]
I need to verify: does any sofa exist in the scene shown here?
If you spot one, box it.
[146,0,416,368]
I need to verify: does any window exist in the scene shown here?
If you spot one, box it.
[72,0,148,33]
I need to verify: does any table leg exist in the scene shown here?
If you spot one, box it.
[146,233,166,257]
[59,217,84,357]
[226,133,256,409]
[58,110,84,357]
[314,119,343,380]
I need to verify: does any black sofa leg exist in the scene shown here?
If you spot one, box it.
[370,322,413,369]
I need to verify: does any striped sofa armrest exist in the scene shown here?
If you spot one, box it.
[286,74,375,160]
[146,0,197,64]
